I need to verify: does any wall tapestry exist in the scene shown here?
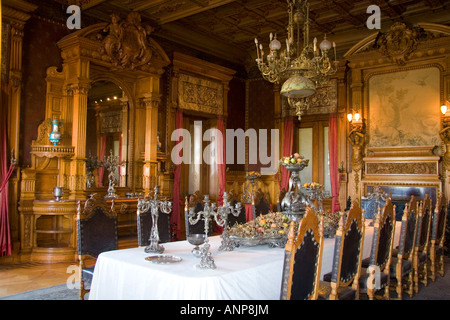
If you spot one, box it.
[368,67,440,147]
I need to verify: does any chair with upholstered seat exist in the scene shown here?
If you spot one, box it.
[185,191,212,236]
[389,195,419,299]
[413,194,432,293]
[252,188,271,220]
[359,198,396,300]
[277,188,287,212]
[320,201,365,300]
[136,197,172,247]
[280,206,324,300]
[429,193,448,281]
[77,193,118,300]
[226,190,246,227]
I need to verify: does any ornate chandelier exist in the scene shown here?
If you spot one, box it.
[254,0,338,119]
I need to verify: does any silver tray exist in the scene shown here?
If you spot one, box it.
[145,255,182,264]
[228,235,287,248]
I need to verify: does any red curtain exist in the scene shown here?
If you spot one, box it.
[328,113,340,212]
[281,116,294,191]
[171,109,183,240]
[0,98,13,257]
[98,135,107,187]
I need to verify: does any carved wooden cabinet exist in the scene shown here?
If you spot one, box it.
[19,199,78,263]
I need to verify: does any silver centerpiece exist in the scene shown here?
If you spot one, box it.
[137,186,172,253]
[280,156,310,221]
[188,195,227,269]
[52,186,64,201]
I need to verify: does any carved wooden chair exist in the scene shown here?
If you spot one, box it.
[77,193,118,300]
[136,199,171,247]
[185,191,212,236]
[429,193,448,281]
[413,194,432,293]
[362,185,388,220]
[359,198,396,300]
[389,195,418,299]
[226,190,246,228]
[280,206,324,300]
[252,188,271,220]
[320,201,365,300]
[277,188,287,212]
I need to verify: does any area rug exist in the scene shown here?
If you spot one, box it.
[0,283,87,300]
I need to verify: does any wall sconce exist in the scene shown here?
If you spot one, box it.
[347,104,364,130]
[441,95,450,127]
[48,118,62,146]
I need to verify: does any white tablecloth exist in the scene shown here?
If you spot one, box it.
[89,220,401,300]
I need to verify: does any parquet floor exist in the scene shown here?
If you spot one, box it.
[0,261,75,297]
[0,237,138,298]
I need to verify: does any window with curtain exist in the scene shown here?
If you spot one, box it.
[183,116,219,199]
[296,115,331,194]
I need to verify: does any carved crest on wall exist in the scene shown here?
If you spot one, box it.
[376,22,421,66]
[100,12,154,70]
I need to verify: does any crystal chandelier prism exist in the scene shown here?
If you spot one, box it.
[255,0,338,119]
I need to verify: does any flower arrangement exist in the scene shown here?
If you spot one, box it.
[228,212,290,239]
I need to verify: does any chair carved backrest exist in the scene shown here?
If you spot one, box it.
[397,196,418,260]
[225,189,246,227]
[252,188,271,220]
[185,192,211,236]
[136,198,172,246]
[281,207,324,300]
[431,193,448,247]
[415,194,432,254]
[367,198,396,271]
[77,193,118,258]
[362,185,388,220]
[329,201,365,299]
[277,188,287,212]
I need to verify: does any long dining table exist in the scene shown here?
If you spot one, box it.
[88,219,401,300]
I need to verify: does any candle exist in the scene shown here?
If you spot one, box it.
[333,41,337,61]
[255,38,260,60]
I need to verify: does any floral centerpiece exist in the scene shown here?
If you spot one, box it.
[228,212,290,246]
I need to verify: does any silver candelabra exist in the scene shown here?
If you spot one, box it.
[218,192,242,251]
[188,195,224,269]
[137,186,172,253]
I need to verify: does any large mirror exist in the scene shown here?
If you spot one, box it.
[86,80,129,189]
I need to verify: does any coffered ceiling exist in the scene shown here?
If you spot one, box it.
[46,0,450,66]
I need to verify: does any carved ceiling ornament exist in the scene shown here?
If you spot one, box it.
[376,22,421,66]
[101,12,154,70]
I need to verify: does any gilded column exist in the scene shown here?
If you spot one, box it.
[141,95,161,194]
[68,82,91,199]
